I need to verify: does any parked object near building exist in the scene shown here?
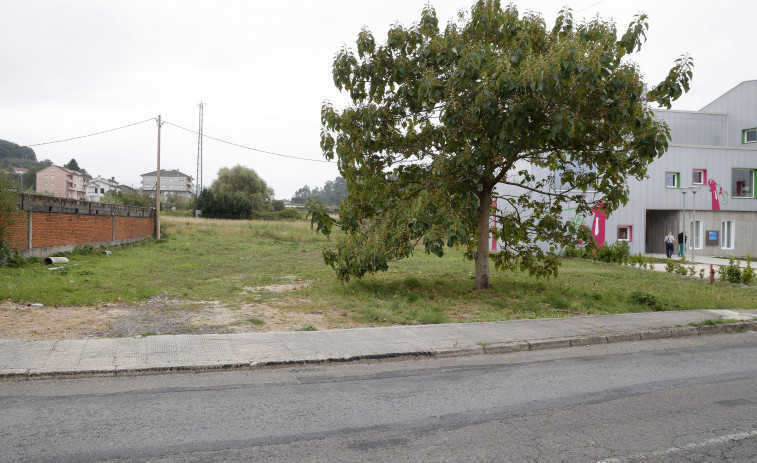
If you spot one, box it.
[496,80,757,258]
[35,165,88,200]
[140,169,194,200]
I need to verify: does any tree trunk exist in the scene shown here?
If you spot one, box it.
[474,187,493,290]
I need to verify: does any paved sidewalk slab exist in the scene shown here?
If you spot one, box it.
[1,309,756,379]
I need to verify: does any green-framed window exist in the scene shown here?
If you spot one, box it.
[743,128,757,144]
[665,172,680,188]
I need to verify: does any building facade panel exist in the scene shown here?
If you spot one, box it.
[495,80,757,259]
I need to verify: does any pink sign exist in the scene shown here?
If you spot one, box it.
[708,179,721,210]
[591,204,606,247]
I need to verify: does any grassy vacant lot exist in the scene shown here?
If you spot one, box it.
[3,216,757,336]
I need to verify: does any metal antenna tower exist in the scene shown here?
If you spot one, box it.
[196,101,205,199]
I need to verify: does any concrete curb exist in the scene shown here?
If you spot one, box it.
[2,319,756,381]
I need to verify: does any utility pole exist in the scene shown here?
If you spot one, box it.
[156,115,162,239]
[195,101,204,216]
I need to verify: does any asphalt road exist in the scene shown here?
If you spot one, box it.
[1,333,756,462]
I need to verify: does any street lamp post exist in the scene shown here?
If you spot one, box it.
[680,187,690,259]
[691,187,700,264]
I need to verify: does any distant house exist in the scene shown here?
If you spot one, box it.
[86,176,122,202]
[140,169,194,200]
[10,167,28,177]
[36,165,88,200]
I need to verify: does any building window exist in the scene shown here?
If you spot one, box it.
[721,221,734,249]
[692,169,706,186]
[743,128,757,144]
[617,226,632,242]
[732,169,754,198]
[665,172,680,188]
[554,163,597,192]
[689,220,703,249]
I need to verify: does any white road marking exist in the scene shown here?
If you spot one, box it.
[596,429,757,462]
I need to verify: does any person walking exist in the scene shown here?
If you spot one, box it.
[677,231,687,257]
[664,231,675,258]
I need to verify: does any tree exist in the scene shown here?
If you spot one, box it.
[291,185,312,205]
[63,158,89,177]
[210,165,273,212]
[311,1,692,290]
[0,139,36,161]
[197,188,254,219]
[292,177,348,205]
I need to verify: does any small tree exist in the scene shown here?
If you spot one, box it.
[211,165,273,211]
[311,1,692,289]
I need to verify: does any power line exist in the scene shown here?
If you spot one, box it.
[0,118,156,154]
[163,120,332,164]
[576,0,609,13]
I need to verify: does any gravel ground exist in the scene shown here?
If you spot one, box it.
[0,296,360,341]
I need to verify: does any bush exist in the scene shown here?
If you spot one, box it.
[197,188,254,219]
[596,241,629,264]
[628,290,665,311]
[718,256,743,284]
[742,257,755,285]
[250,209,302,221]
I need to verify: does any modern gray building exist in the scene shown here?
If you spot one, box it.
[140,169,195,200]
[495,80,757,258]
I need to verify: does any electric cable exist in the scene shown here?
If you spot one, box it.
[0,118,156,154]
[163,120,332,164]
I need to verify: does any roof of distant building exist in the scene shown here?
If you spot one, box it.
[141,169,192,178]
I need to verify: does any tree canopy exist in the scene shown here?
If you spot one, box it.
[0,139,36,162]
[210,165,273,212]
[292,176,348,205]
[310,0,692,290]
[63,158,90,177]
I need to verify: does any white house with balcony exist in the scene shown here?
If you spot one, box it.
[86,176,122,202]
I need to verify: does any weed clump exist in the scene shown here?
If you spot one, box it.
[628,291,666,311]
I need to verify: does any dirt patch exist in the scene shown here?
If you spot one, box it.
[0,297,363,341]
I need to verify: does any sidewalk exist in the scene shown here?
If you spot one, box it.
[2,309,756,379]
[646,253,752,268]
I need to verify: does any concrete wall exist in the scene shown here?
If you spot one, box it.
[2,194,155,258]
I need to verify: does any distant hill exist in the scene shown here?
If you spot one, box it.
[0,139,36,162]
[1,139,49,191]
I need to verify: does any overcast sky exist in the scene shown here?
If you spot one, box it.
[2,0,755,199]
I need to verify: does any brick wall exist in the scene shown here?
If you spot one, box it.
[1,194,155,257]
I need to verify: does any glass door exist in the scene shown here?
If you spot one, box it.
[721,221,734,249]
[689,220,703,249]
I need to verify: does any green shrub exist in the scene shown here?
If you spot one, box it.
[5,251,27,268]
[251,209,302,221]
[742,257,754,285]
[628,290,665,311]
[718,256,742,284]
[0,239,10,267]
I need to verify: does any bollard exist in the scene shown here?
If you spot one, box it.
[710,264,715,284]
